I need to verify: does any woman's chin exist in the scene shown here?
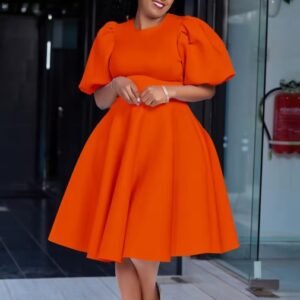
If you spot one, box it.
[147,9,167,19]
[148,2,168,16]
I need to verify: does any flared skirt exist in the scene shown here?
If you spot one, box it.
[48,94,240,263]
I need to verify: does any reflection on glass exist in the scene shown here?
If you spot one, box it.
[217,0,300,293]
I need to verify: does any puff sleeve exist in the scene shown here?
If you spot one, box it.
[177,16,235,86]
[78,21,117,95]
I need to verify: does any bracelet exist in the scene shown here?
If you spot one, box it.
[109,79,115,92]
[161,85,170,103]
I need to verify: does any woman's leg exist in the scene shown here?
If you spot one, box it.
[115,257,143,300]
[130,258,160,300]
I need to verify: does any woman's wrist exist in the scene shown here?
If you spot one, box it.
[165,85,215,103]
[163,86,177,99]
[109,78,119,97]
[161,86,170,102]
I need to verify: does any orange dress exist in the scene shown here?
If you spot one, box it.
[48,13,240,263]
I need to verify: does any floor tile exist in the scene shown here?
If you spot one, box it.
[0,239,24,279]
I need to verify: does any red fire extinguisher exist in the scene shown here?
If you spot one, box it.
[260,80,300,157]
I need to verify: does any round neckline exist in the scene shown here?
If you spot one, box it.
[130,13,171,32]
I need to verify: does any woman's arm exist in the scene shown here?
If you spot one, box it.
[93,76,141,110]
[166,84,216,102]
[139,83,216,107]
[93,82,118,110]
[94,81,216,109]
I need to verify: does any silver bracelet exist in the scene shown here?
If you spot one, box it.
[109,80,115,92]
[161,85,170,103]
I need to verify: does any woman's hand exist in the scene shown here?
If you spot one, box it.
[140,86,169,107]
[111,76,141,106]
[138,84,215,107]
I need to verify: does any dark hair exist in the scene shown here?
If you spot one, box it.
[127,0,138,19]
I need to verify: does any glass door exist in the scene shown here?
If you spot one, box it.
[215,0,268,282]
[37,3,87,192]
[217,0,300,293]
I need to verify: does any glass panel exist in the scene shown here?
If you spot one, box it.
[259,0,300,292]
[216,0,300,293]
[214,0,268,280]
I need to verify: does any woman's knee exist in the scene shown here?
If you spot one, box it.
[130,258,160,271]
[115,257,133,269]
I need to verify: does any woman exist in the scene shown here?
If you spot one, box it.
[48,0,240,299]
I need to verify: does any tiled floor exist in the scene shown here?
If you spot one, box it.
[183,259,300,299]
[1,259,299,300]
[3,276,203,300]
[217,258,300,293]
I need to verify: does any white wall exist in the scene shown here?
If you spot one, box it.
[260,0,300,242]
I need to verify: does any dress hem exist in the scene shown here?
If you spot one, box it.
[48,238,240,264]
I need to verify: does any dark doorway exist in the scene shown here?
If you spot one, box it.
[0,16,39,194]
[0,3,85,197]
[38,13,85,193]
